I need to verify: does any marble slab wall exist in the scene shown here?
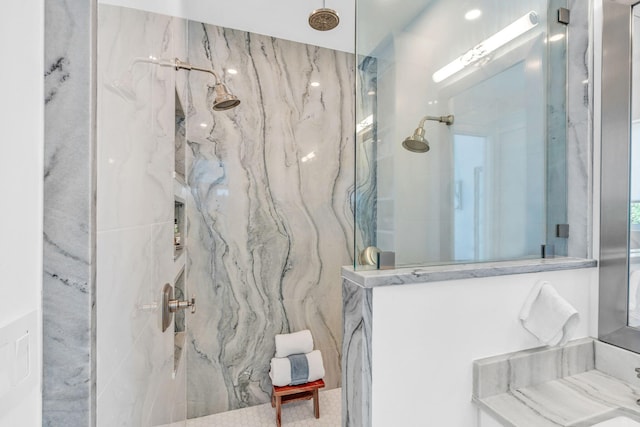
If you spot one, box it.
[342,279,372,427]
[185,23,355,417]
[96,5,187,426]
[567,0,593,258]
[43,0,96,425]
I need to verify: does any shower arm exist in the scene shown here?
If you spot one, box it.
[124,57,222,85]
[174,58,222,85]
[417,115,455,128]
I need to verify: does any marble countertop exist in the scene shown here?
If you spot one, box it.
[476,370,640,427]
[342,257,597,288]
[474,339,640,427]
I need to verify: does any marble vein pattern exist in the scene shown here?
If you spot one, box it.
[478,370,640,427]
[594,340,640,386]
[354,55,379,258]
[341,279,372,427]
[96,5,188,426]
[474,339,640,427]
[473,338,595,399]
[185,23,356,417]
[342,258,597,288]
[566,0,592,258]
[43,0,95,425]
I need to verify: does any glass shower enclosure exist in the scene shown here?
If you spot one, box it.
[354,0,569,269]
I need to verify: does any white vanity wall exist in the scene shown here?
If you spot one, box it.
[371,268,598,427]
[0,2,44,426]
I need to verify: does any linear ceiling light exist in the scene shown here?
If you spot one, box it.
[432,11,539,83]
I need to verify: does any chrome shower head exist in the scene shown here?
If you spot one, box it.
[402,127,430,153]
[402,115,454,153]
[309,8,340,31]
[175,59,241,111]
[211,82,241,111]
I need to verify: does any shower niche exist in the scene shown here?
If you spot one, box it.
[174,89,187,261]
[174,89,186,184]
[174,199,184,259]
[172,87,188,373]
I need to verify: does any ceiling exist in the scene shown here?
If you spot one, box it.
[98,0,428,54]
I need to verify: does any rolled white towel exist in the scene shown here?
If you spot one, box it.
[274,330,314,358]
[269,350,325,387]
[519,281,579,347]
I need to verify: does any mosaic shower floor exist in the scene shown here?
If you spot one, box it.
[187,388,341,427]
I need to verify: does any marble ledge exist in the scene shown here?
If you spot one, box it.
[342,257,597,288]
[474,338,640,427]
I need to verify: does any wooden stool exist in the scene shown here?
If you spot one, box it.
[271,379,325,427]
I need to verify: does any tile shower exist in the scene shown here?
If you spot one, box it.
[96,4,355,425]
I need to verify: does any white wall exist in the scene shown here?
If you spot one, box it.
[97,0,355,53]
[0,1,44,426]
[371,268,598,427]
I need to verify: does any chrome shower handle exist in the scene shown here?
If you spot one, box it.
[168,295,196,314]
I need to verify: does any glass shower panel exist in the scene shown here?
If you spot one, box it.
[453,134,486,261]
[628,7,640,327]
[354,0,567,269]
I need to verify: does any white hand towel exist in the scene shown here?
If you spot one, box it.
[269,350,325,387]
[519,281,579,346]
[274,330,314,358]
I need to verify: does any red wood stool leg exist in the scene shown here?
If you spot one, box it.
[275,395,282,427]
[313,388,320,419]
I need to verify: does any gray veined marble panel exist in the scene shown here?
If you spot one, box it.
[342,279,372,427]
[185,22,356,417]
[474,339,640,427]
[594,340,640,386]
[96,5,189,427]
[567,0,592,259]
[344,257,597,288]
[44,0,96,425]
[473,338,595,399]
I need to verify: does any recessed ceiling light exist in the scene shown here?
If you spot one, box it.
[200,123,207,128]
[311,81,321,87]
[465,9,482,21]
[227,68,238,75]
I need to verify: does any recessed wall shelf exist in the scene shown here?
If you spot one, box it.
[174,200,184,260]
[174,90,186,183]
[174,267,186,373]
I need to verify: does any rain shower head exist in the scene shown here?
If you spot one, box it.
[175,59,241,111]
[309,8,340,31]
[211,82,241,111]
[402,115,454,153]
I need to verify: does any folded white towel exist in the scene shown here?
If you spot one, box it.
[274,330,314,358]
[519,281,579,346]
[269,350,325,387]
